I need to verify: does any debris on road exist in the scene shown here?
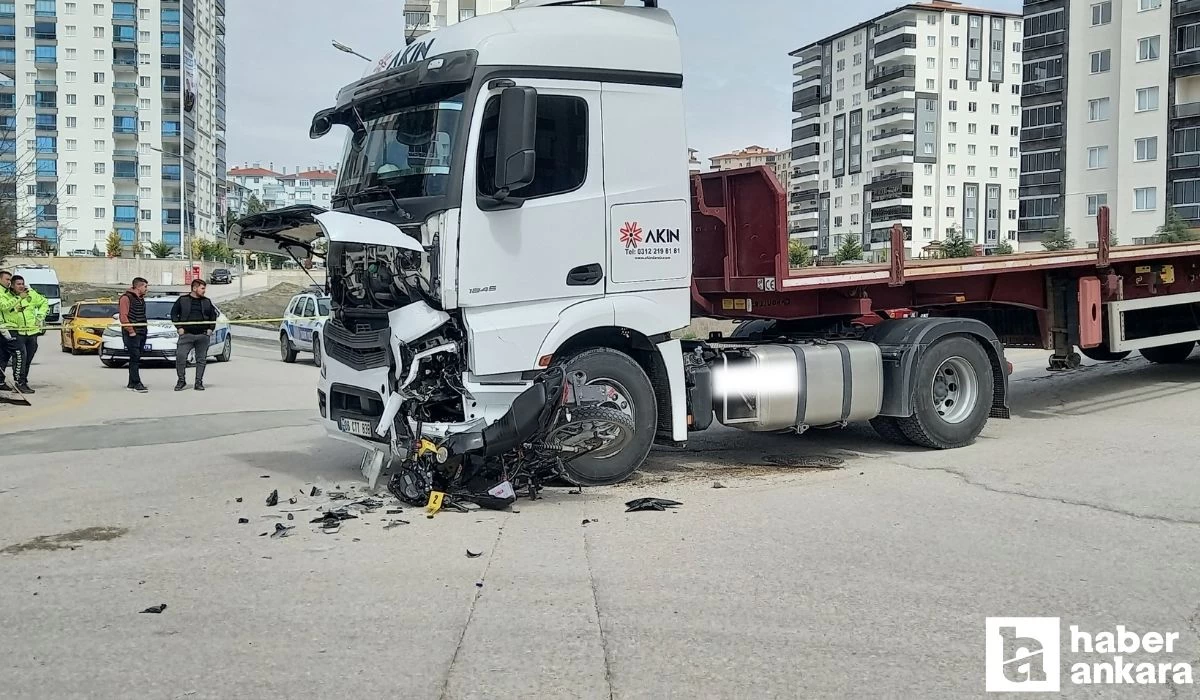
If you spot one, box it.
[265,489,279,507]
[309,509,358,524]
[712,481,726,489]
[761,454,845,470]
[287,497,297,505]
[259,475,270,479]
[309,486,321,497]
[235,498,243,503]
[386,509,403,515]
[383,519,409,529]
[286,513,294,521]
[237,518,249,524]
[568,487,582,495]
[139,604,167,614]
[466,549,483,558]
[625,497,683,513]
[270,523,294,539]
[582,519,596,526]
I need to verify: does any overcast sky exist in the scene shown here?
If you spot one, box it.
[225,0,1021,172]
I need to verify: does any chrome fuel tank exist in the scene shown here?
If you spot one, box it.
[710,341,883,432]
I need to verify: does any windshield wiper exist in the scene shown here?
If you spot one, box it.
[333,185,413,222]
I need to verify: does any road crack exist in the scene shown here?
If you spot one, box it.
[891,461,1200,527]
[437,517,508,700]
[582,521,616,700]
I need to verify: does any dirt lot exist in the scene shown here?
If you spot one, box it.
[216,282,307,329]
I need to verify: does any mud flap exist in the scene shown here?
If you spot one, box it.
[360,449,388,490]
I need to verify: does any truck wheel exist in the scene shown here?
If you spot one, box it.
[731,320,775,339]
[1140,341,1195,364]
[555,347,657,486]
[312,334,322,367]
[280,333,298,363]
[897,336,995,450]
[1079,345,1130,362]
[869,416,916,445]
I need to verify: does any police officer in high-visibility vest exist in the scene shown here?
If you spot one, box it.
[0,273,48,394]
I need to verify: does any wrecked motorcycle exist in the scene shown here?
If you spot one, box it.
[387,366,636,510]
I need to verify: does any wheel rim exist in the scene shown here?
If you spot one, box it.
[224,338,231,358]
[547,417,633,458]
[931,356,979,425]
[582,378,634,459]
[280,335,288,359]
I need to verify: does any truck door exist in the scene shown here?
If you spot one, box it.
[458,79,605,310]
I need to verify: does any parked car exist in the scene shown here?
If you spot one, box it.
[13,264,62,325]
[59,299,121,354]
[209,268,232,284]
[279,290,329,364]
[99,296,232,368]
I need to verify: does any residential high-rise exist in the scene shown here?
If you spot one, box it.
[1019,0,1183,248]
[402,0,626,37]
[789,1,1024,260]
[709,145,792,191]
[227,164,337,213]
[1,0,226,255]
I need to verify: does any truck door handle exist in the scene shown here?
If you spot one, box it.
[567,263,604,287]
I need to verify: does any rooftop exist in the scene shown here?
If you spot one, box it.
[228,167,281,178]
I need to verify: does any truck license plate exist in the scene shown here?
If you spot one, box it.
[340,418,373,437]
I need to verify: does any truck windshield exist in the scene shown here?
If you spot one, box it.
[335,93,466,201]
[30,283,59,299]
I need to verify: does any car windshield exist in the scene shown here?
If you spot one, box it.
[144,300,174,321]
[214,269,229,274]
[77,303,118,318]
[335,91,466,201]
[317,298,330,315]
[30,283,60,299]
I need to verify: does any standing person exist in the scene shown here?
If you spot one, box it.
[0,269,19,391]
[170,279,218,391]
[0,274,48,393]
[0,269,14,391]
[118,277,150,393]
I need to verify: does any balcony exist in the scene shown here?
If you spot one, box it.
[1178,0,1200,17]
[113,104,138,115]
[34,100,56,110]
[113,35,137,46]
[1022,77,1064,97]
[33,79,55,89]
[113,56,138,69]
[871,149,915,165]
[1019,170,1063,188]
[794,61,821,83]
[1170,152,1200,170]
[874,33,917,61]
[113,149,138,160]
[1175,50,1200,78]
[867,64,916,89]
[792,123,820,142]
[113,194,139,202]
[162,169,181,181]
[866,173,913,201]
[870,226,913,244]
[113,126,137,136]
[872,128,915,145]
[874,19,917,43]
[872,83,916,108]
[871,105,916,125]
[114,81,138,94]
[792,85,822,112]
[33,30,55,40]
[1020,123,1064,142]
[791,142,820,162]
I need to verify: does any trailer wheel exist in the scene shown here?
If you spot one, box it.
[555,347,657,486]
[1140,341,1196,364]
[869,416,916,446]
[897,336,995,449]
[1079,345,1131,362]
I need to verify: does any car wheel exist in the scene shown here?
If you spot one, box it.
[312,334,322,367]
[217,336,232,362]
[554,347,657,487]
[60,341,71,353]
[280,333,298,363]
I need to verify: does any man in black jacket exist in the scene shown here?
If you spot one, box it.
[170,279,218,391]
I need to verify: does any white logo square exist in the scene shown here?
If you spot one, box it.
[985,616,1061,692]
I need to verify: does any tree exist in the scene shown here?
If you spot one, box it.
[1156,209,1200,244]
[149,240,172,258]
[833,235,863,264]
[191,237,203,260]
[994,240,1015,255]
[788,237,812,268]
[1042,225,1075,252]
[941,225,975,258]
[245,193,269,216]
[106,230,123,257]
[130,239,144,257]
[0,113,71,265]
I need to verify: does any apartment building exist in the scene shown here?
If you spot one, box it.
[402,0,626,36]
[1,0,226,255]
[709,144,792,191]
[789,1,1024,260]
[227,165,337,212]
[1019,0,1191,248]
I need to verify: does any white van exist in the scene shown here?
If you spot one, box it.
[12,264,62,324]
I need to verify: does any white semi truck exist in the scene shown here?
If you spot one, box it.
[230,0,1200,496]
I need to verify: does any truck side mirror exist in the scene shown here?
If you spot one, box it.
[493,87,537,199]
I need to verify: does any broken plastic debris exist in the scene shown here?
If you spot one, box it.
[386,509,403,515]
[712,481,727,489]
[287,513,294,521]
[309,486,321,497]
[309,509,358,524]
[383,519,409,529]
[270,523,294,539]
[235,497,243,503]
[259,475,270,478]
[265,489,279,507]
[237,518,249,524]
[625,498,683,513]
[475,581,484,588]
[582,519,595,526]
[466,549,483,558]
[139,604,167,614]
[288,497,297,505]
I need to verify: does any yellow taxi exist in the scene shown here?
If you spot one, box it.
[60,298,121,355]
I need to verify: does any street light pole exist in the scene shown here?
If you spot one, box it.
[332,40,372,63]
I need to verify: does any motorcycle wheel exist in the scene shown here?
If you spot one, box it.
[548,406,638,485]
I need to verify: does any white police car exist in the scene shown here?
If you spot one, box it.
[280,290,328,364]
[99,296,233,368]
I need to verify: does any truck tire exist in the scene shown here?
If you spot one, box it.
[312,334,322,368]
[1140,341,1195,364]
[555,347,657,486]
[869,416,916,446]
[1079,345,1131,362]
[896,336,995,450]
[731,320,774,339]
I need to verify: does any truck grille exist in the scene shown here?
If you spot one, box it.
[322,320,390,371]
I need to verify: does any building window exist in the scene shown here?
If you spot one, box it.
[1136,87,1160,112]
[948,143,957,154]
[1091,1,1112,26]
[1087,146,1109,169]
[924,185,934,196]
[968,102,978,112]
[1086,194,1108,216]
[1135,136,1158,161]
[990,146,999,156]
[93,71,104,83]
[948,122,957,133]
[1138,0,1161,10]
[948,100,958,111]
[968,144,977,155]
[927,36,936,47]
[1088,97,1111,121]
[1134,187,1157,211]
[990,125,999,135]
[990,167,998,178]
[1090,49,1111,73]
[949,79,958,90]
[951,36,960,48]
[1137,36,1160,62]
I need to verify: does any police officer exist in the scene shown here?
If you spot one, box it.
[0,274,48,393]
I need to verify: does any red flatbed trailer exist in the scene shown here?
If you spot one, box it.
[691,166,1200,369]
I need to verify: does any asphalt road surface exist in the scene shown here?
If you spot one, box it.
[2,340,1199,698]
